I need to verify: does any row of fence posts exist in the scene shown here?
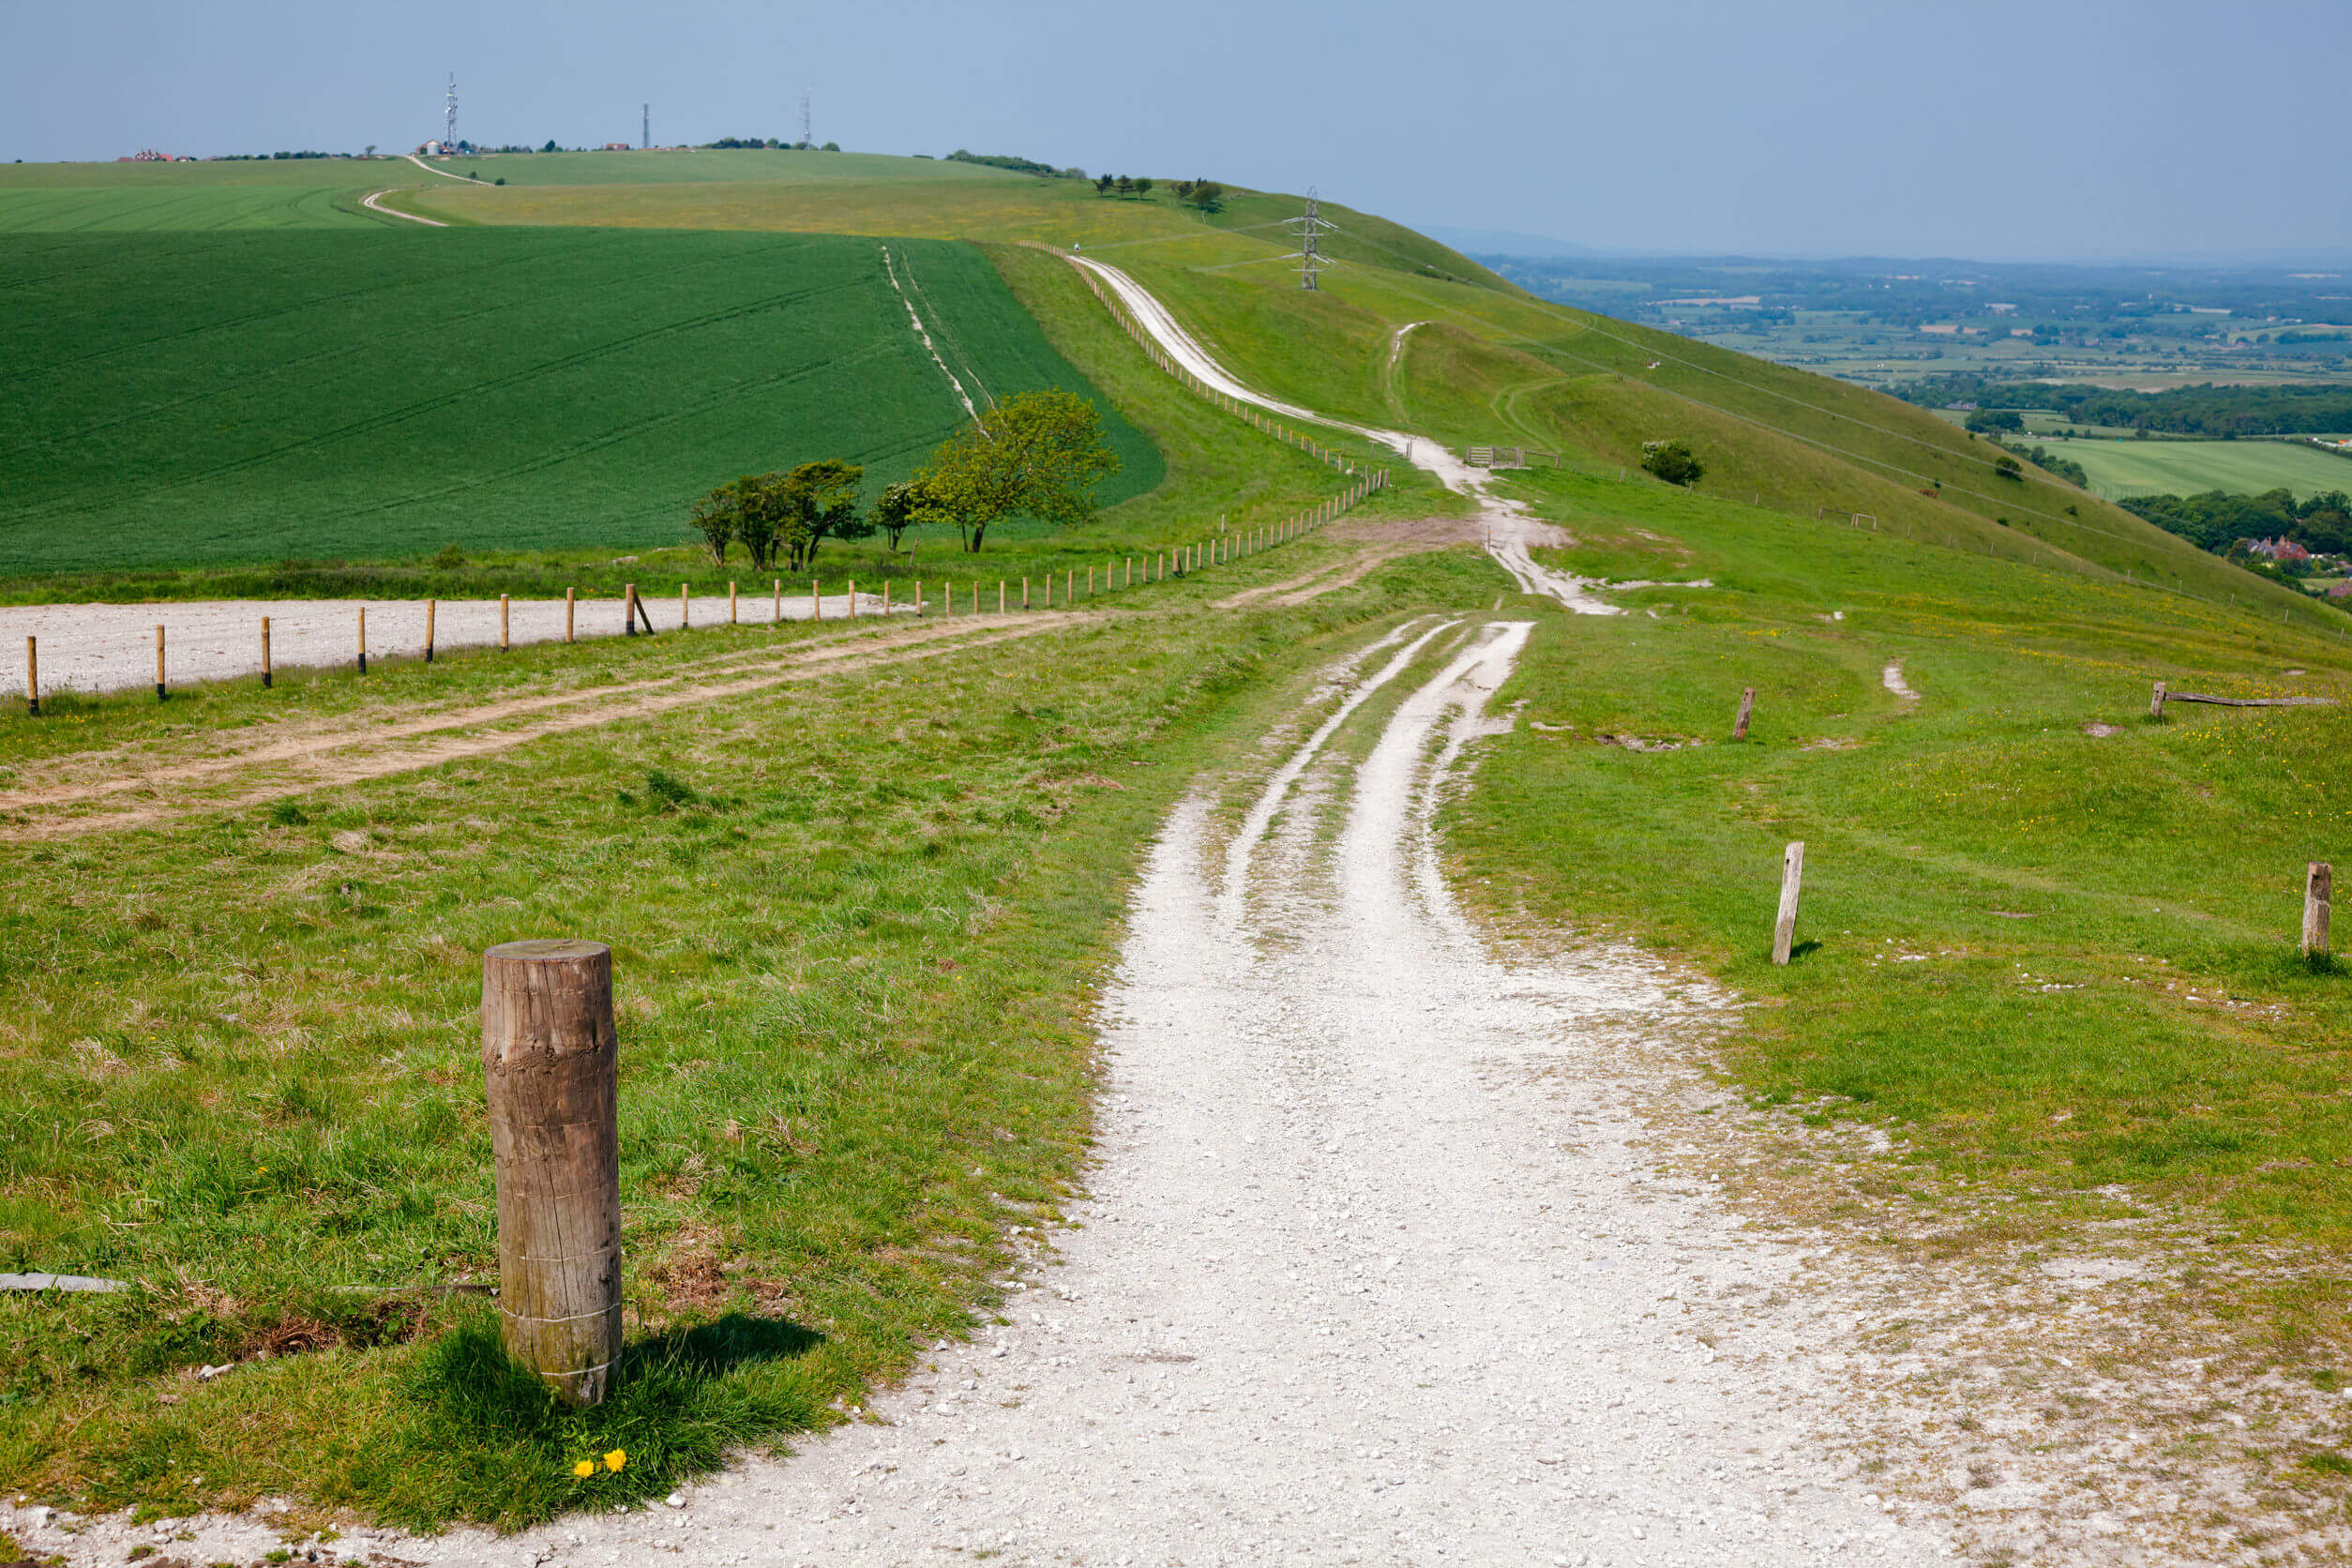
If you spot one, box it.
[15,475,1385,714]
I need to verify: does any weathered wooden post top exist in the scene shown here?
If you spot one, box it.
[481,938,623,1407]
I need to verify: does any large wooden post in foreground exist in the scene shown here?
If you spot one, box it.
[2307,863,2334,957]
[482,939,622,1407]
[1772,841,1806,966]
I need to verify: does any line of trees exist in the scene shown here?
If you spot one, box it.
[686,390,1121,565]
[1087,174,1226,213]
[1905,374,2352,438]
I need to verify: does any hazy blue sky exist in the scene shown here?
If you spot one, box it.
[4,0,2344,261]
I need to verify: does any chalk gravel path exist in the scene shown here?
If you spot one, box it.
[24,618,1959,1567]
[3,591,892,699]
[1070,258,1620,616]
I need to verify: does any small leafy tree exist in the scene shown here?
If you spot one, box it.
[1640,439,1704,487]
[917,391,1121,552]
[1115,175,1134,195]
[1993,454,2024,480]
[688,484,739,564]
[1094,173,1114,195]
[1132,176,1154,196]
[775,459,867,570]
[868,480,937,551]
[1183,178,1224,214]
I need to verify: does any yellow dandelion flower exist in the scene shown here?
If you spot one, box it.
[605,1450,626,1471]
[573,1460,595,1478]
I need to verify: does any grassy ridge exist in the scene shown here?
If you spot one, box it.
[0,230,1159,574]
[1113,249,2341,632]
[1448,464,2352,1322]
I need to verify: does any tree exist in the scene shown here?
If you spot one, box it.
[774,460,867,569]
[1132,176,1154,196]
[1639,439,1704,487]
[867,479,940,551]
[916,391,1121,552]
[1993,454,2024,480]
[364,143,377,158]
[686,460,865,570]
[688,482,742,565]
[1094,173,1114,194]
[1182,177,1225,214]
[542,139,559,153]
[1964,408,2024,434]
[1115,175,1134,195]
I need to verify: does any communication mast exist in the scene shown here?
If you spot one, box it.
[798,90,812,149]
[642,104,650,150]
[1286,188,1337,291]
[444,73,458,151]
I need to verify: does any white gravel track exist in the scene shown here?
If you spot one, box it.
[2,591,895,698]
[21,619,1962,1568]
[1069,258,1621,615]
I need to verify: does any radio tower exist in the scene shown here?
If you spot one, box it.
[799,90,812,148]
[444,73,458,152]
[1286,188,1336,291]
[642,103,650,149]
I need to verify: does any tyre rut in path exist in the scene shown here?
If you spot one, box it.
[279,618,1954,1568]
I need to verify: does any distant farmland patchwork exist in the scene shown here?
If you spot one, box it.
[0,229,1160,572]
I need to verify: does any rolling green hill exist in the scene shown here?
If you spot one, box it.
[0,229,1159,572]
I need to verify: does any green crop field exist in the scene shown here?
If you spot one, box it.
[2039,434,2352,501]
[0,228,1160,573]
[0,186,374,231]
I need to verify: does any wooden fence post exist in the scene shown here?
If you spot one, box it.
[812,580,822,623]
[730,581,738,625]
[972,580,979,615]
[1066,568,1074,604]
[848,579,857,618]
[2149,680,2168,719]
[423,598,437,664]
[261,618,272,688]
[883,580,892,616]
[680,582,689,629]
[481,939,623,1408]
[624,583,638,638]
[2307,863,2334,957]
[1734,686,1756,741]
[1023,577,1032,610]
[356,606,368,675]
[155,626,166,701]
[565,588,575,644]
[500,595,510,652]
[1772,842,1805,966]
[773,579,781,622]
[23,635,36,717]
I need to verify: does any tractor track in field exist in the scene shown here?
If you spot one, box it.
[0,613,1083,840]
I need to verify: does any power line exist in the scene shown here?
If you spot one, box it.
[1285,189,1336,292]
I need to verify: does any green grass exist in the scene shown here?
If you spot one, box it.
[0,229,1159,576]
[0,187,376,232]
[2035,435,2352,502]
[1445,462,2352,1336]
[0,542,1494,1528]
